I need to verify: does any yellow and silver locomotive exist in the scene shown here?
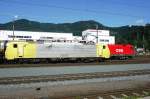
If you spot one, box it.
[2,40,110,63]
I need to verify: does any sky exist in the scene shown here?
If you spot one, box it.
[0,0,150,27]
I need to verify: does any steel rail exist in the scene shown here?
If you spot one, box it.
[0,69,150,84]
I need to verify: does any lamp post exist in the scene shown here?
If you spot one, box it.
[12,15,18,40]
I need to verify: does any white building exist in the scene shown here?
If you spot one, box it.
[0,30,73,41]
[82,29,115,44]
[82,29,110,36]
[97,36,115,44]
[73,36,82,42]
[0,29,115,44]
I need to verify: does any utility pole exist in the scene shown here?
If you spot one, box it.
[12,19,15,40]
[143,26,145,52]
[143,33,145,53]
[12,15,18,41]
[96,24,99,44]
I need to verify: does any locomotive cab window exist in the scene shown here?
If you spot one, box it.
[13,44,18,48]
[130,46,133,49]
[103,45,106,49]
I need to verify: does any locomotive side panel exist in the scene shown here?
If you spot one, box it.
[123,45,135,55]
[36,43,97,58]
[108,44,135,59]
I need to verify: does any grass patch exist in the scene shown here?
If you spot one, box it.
[122,96,139,99]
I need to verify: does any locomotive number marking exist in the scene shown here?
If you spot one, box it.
[115,49,124,53]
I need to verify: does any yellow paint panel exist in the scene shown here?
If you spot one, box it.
[102,45,110,59]
[5,42,17,60]
[5,41,36,60]
[96,44,101,57]
[96,44,110,59]
[23,42,36,58]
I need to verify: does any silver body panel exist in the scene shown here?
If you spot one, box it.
[36,42,97,58]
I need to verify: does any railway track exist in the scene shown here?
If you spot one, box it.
[0,88,150,99]
[62,87,150,99]
[1,85,149,99]
[0,69,150,84]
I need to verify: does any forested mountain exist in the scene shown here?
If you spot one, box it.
[0,19,106,34]
[0,19,150,50]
